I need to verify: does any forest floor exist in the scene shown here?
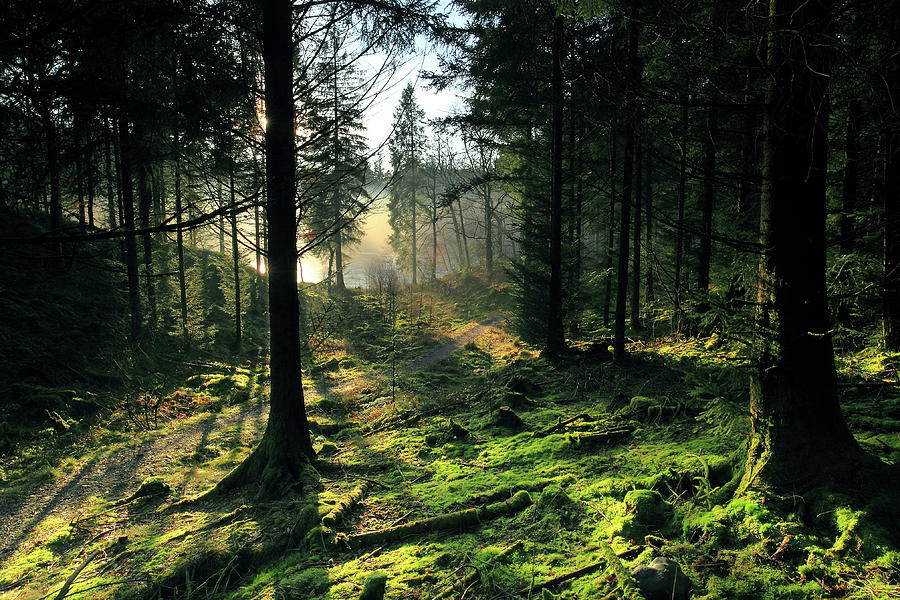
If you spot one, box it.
[0,312,504,564]
[1,280,899,600]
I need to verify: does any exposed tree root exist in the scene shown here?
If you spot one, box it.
[210,430,316,500]
[322,482,369,527]
[458,480,554,508]
[339,490,532,549]
[532,413,596,438]
[596,540,645,600]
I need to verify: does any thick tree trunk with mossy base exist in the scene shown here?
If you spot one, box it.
[217,0,315,497]
[740,0,869,492]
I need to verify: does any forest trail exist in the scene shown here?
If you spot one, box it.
[0,400,269,563]
[0,316,504,564]
[407,316,504,372]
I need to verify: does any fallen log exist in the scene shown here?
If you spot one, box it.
[569,426,633,447]
[322,482,369,527]
[342,491,532,549]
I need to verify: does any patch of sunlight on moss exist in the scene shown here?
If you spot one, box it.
[0,544,55,582]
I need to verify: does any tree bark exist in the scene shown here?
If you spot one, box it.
[645,140,654,302]
[40,101,61,235]
[459,202,470,270]
[449,198,465,272]
[840,99,860,255]
[884,129,900,349]
[230,165,242,351]
[698,108,717,311]
[118,119,142,341]
[218,0,315,496]
[631,133,643,329]
[411,179,417,284]
[174,131,189,346]
[741,0,867,491]
[105,120,118,229]
[604,117,616,327]
[136,132,157,331]
[674,103,688,332]
[614,4,640,361]
[484,182,493,281]
[546,14,566,356]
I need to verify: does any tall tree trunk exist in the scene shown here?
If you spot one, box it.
[335,230,345,291]
[546,13,566,356]
[645,140,654,302]
[152,165,165,243]
[738,77,758,229]
[105,121,117,229]
[459,202,470,269]
[614,4,640,361]
[631,133,643,328]
[86,141,95,229]
[432,205,438,280]
[698,108,717,311]
[575,114,584,293]
[40,101,61,235]
[741,0,867,491]
[484,183,493,281]
[884,129,900,350]
[450,199,465,271]
[674,103,688,332]
[118,119,142,341]
[136,136,157,330]
[840,99,860,254]
[219,0,315,496]
[411,180,417,284]
[76,147,86,232]
[255,203,262,273]
[219,181,225,254]
[230,166,242,350]
[174,132,189,346]
[604,117,616,327]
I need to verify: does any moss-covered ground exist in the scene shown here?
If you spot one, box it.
[1,273,898,599]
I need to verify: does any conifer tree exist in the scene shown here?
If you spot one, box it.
[388,83,425,283]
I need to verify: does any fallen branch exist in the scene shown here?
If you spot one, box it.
[530,561,605,593]
[342,491,532,549]
[356,477,391,490]
[526,546,641,595]
[597,541,645,600]
[838,381,899,388]
[322,482,369,527]
[54,549,102,600]
[532,414,596,438]
[435,541,525,599]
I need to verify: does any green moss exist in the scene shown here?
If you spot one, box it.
[624,489,672,528]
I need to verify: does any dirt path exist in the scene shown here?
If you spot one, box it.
[0,316,505,564]
[407,316,505,372]
[0,400,269,563]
